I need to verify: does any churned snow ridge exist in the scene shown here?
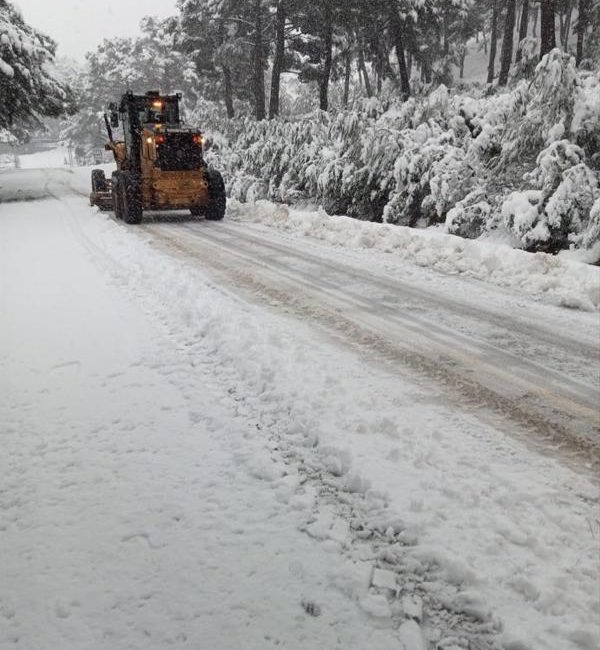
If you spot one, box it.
[227,199,600,312]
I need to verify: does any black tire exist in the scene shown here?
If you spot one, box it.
[121,172,143,225]
[111,171,124,220]
[190,206,203,218]
[91,169,108,193]
[204,168,226,221]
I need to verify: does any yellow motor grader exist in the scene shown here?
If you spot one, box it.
[90,90,225,224]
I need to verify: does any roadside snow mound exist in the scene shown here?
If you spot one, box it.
[228,199,600,311]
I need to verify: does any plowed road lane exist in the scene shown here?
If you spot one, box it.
[137,217,599,473]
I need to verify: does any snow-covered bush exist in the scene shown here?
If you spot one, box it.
[383,122,475,226]
[527,140,587,205]
[211,56,597,258]
[427,146,477,218]
[580,199,600,258]
[501,49,578,165]
[446,189,491,238]
[545,163,599,248]
[511,37,539,81]
[501,190,545,249]
[572,72,600,165]
[502,142,599,252]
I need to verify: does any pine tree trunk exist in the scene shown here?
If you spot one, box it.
[561,0,573,49]
[376,42,385,93]
[499,0,517,85]
[532,4,539,36]
[515,0,529,62]
[252,0,266,120]
[423,58,432,84]
[319,3,333,111]
[384,56,398,82]
[223,66,235,118]
[218,20,235,118]
[443,12,449,55]
[357,40,373,97]
[343,49,351,107]
[540,0,556,59]
[487,0,499,84]
[388,2,411,98]
[459,47,466,78]
[576,0,589,65]
[269,0,285,119]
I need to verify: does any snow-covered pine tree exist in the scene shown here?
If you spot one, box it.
[63,16,199,153]
[0,0,74,141]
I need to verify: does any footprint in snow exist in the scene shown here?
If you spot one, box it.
[301,600,321,617]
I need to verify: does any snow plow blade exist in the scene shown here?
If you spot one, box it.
[89,190,113,211]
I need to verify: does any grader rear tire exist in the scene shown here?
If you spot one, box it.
[204,168,226,221]
[121,172,143,225]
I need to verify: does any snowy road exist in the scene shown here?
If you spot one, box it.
[142,217,600,467]
[1,165,599,650]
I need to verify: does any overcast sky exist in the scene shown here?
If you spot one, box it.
[15,0,179,61]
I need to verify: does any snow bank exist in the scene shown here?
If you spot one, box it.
[228,199,600,311]
[18,145,70,169]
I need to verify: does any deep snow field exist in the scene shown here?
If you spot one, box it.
[1,151,599,650]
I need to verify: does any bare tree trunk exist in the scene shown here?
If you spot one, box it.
[389,1,411,98]
[487,0,499,84]
[515,0,529,62]
[376,41,385,93]
[540,0,557,59]
[561,0,573,49]
[343,48,351,107]
[319,3,333,111]
[559,5,565,40]
[383,46,398,82]
[423,57,432,84]
[576,0,590,65]
[269,0,285,119]
[218,20,235,118]
[357,40,373,97]
[252,0,266,120]
[443,11,450,55]
[532,4,539,36]
[459,46,466,78]
[499,0,517,85]
[223,66,235,118]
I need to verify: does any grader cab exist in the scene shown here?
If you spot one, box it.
[90,90,225,224]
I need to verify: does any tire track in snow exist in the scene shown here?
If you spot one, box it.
[140,220,600,474]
